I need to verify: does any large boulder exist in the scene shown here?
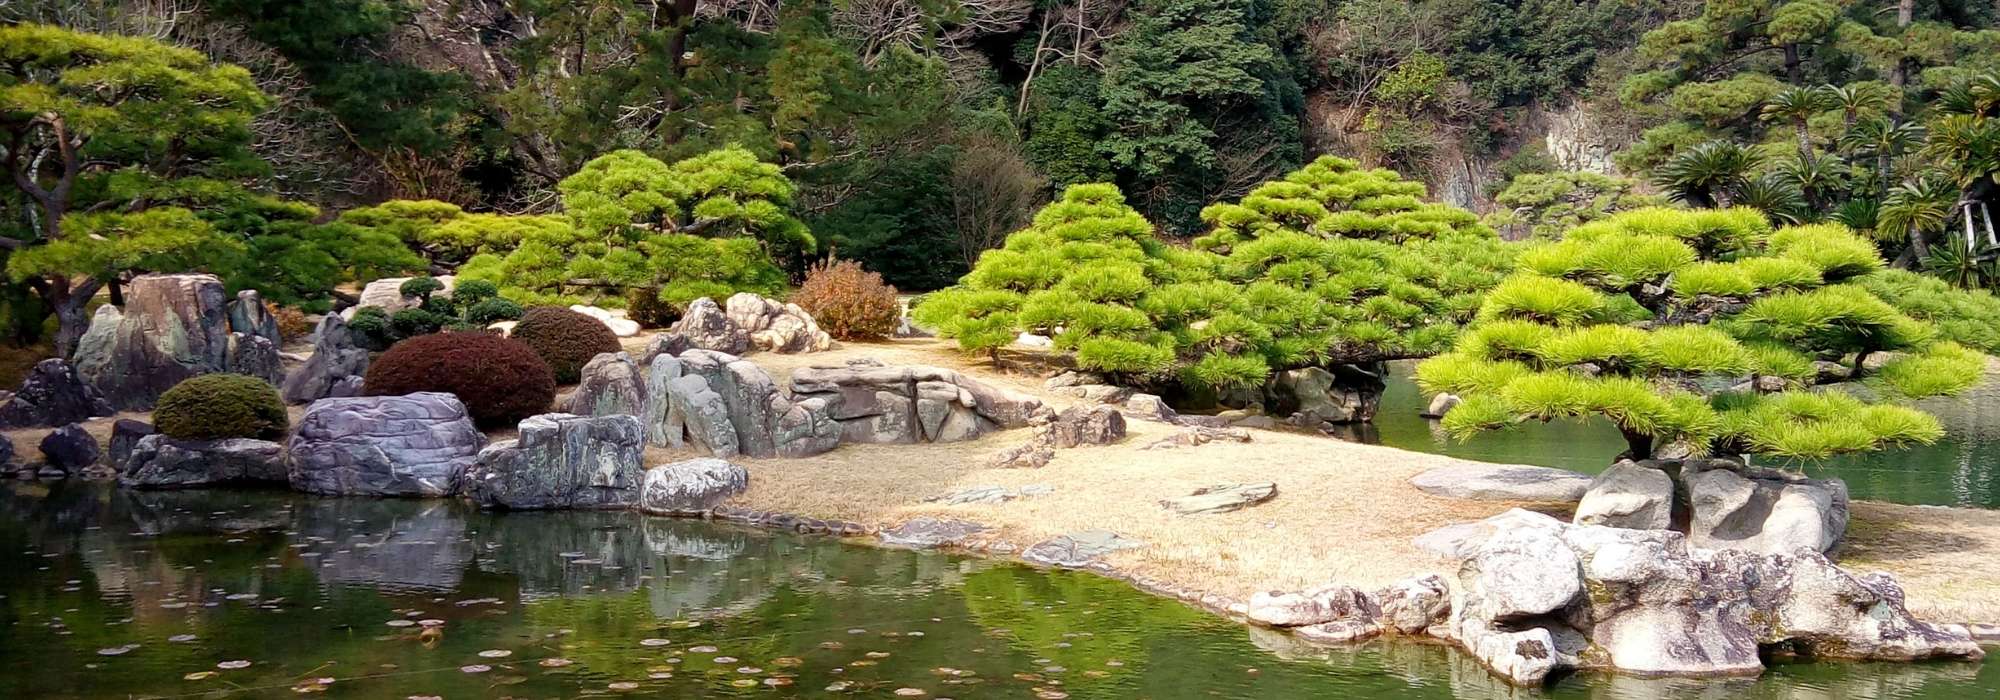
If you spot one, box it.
[1246,585,1378,628]
[665,373,739,458]
[340,275,454,319]
[288,393,486,497]
[641,353,684,447]
[225,332,285,386]
[569,352,647,417]
[1573,461,1675,530]
[226,289,281,344]
[106,419,154,469]
[1410,464,1593,502]
[1266,364,1384,429]
[790,358,1050,444]
[38,423,99,476]
[119,435,286,488]
[461,413,645,510]
[73,274,231,410]
[0,358,113,429]
[1433,509,1983,686]
[1683,460,1848,555]
[637,458,748,515]
[668,297,749,354]
[724,293,831,353]
[1160,482,1277,515]
[281,314,371,405]
[1039,405,1127,448]
[567,304,642,337]
[651,349,838,459]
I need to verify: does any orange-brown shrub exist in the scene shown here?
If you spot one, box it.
[272,306,314,342]
[790,260,901,341]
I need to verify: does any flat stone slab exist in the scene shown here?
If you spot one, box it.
[1022,530,1142,568]
[1161,482,1276,515]
[1409,464,1591,502]
[879,518,988,549]
[924,484,1054,505]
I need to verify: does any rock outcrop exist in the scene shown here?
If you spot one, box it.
[73,274,235,410]
[282,314,371,405]
[1246,584,1381,642]
[724,293,831,353]
[288,393,486,497]
[1160,482,1277,515]
[120,435,286,488]
[226,289,281,344]
[0,358,113,429]
[226,332,286,386]
[1433,509,1983,686]
[569,352,646,417]
[668,297,750,354]
[1039,405,1127,448]
[107,419,155,469]
[790,358,1050,444]
[637,458,749,515]
[879,517,989,549]
[1682,459,1848,555]
[461,413,645,510]
[649,350,839,459]
[1573,461,1675,530]
[1267,364,1385,429]
[38,423,99,476]
[1021,530,1143,568]
[1410,464,1593,502]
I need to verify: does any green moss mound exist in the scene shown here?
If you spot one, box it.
[509,306,622,384]
[153,373,289,441]
[362,331,556,429]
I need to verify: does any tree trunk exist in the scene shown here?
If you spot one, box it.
[45,283,92,360]
[1795,120,1812,159]
[1783,43,1802,84]
[1619,427,1655,462]
[1890,0,1916,93]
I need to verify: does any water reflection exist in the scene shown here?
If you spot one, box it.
[0,483,1992,699]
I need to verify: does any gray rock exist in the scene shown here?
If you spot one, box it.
[0,358,114,428]
[771,397,840,457]
[879,517,988,549]
[641,354,685,447]
[0,436,12,469]
[724,292,831,353]
[340,276,454,320]
[569,352,646,417]
[925,484,1054,505]
[119,435,285,488]
[107,419,154,469]
[1409,464,1592,502]
[1050,384,1135,404]
[1040,405,1126,448]
[1411,508,1558,562]
[1044,371,1106,390]
[282,314,371,405]
[1268,364,1384,428]
[665,374,738,458]
[1022,530,1142,568]
[74,274,231,410]
[462,413,645,510]
[287,393,486,497]
[637,458,748,515]
[226,289,281,344]
[1161,482,1277,515]
[1375,575,1450,635]
[791,358,1050,444]
[639,332,692,367]
[1440,509,1983,686]
[1120,393,1178,423]
[669,297,750,354]
[38,423,99,475]
[1685,461,1848,555]
[1142,426,1253,450]
[225,332,285,386]
[1422,392,1461,418]
[1246,584,1379,628]
[329,376,365,397]
[985,442,1054,469]
[1574,462,1674,530]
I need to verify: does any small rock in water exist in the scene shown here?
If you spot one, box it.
[477,649,512,658]
[460,664,491,674]
[217,660,252,670]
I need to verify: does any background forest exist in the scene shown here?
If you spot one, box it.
[4,1,1999,332]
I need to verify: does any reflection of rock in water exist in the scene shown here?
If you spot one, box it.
[292,497,473,594]
[114,487,294,536]
[466,509,650,600]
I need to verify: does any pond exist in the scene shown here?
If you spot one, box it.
[0,483,1993,699]
[1361,363,2000,510]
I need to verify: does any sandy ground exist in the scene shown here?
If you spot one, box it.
[13,334,1999,625]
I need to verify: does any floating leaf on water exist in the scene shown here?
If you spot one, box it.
[819,642,844,650]
[168,634,197,643]
[894,688,927,697]
[96,645,136,656]
[460,665,491,674]
[1035,691,1069,700]
[183,671,217,681]
[648,672,672,680]
[217,660,252,670]
[407,696,442,700]
[607,681,640,691]
[539,658,574,668]
[846,628,866,634]
[772,657,802,667]
[385,620,415,628]
[477,649,512,659]
[730,679,758,688]
[689,645,718,654]
[826,681,854,692]
[866,652,891,659]
[763,677,794,687]
[666,620,701,629]
[849,660,877,667]
[735,667,762,674]
[639,638,671,647]
[418,619,445,627]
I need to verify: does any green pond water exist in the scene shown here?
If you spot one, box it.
[1357,363,2000,509]
[1,483,1994,699]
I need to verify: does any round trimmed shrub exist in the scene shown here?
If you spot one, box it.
[791,259,900,341]
[510,306,621,384]
[154,373,288,441]
[399,275,444,299]
[362,331,556,428]
[347,306,394,351]
[465,296,524,324]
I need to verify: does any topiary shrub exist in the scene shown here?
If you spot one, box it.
[465,296,524,324]
[509,306,621,384]
[625,287,682,329]
[347,306,395,351]
[153,373,289,441]
[390,307,448,339]
[791,259,900,341]
[399,275,445,300]
[362,331,555,428]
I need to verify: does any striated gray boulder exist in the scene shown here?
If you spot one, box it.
[652,349,838,459]
[641,354,684,447]
[107,419,154,469]
[1433,509,1983,686]
[569,352,647,416]
[461,413,645,510]
[282,314,371,405]
[226,332,285,386]
[791,358,1050,444]
[226,289,281,344]
[637,458,748,515]
[639,332,691,366]
[73,274,231,410]
[666,373,738,458]
[38,423,99,475]
[0,358,113,429]
[1022,529,1142,568]
[880,517,988,549]
[1267,364,1384,429]
[1684,460,1848,555]
[668,297,749,354]
[771,396,841,457]
[1574,461,1675,530]
[1040,405,1127,448]
[120,435,285,488]
[724,292,831,353]
[288,393,486,497]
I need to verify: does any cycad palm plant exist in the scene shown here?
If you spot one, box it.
[1881,175,1963,261]
[1772,153,1850,213]
[1654,141,1762,208]
[1825,82,1893,131]
[1762,86,1834,158]
[1840,117,1924,195]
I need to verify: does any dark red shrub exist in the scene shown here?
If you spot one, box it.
[362,331,555,429]
[510,306,621,384]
